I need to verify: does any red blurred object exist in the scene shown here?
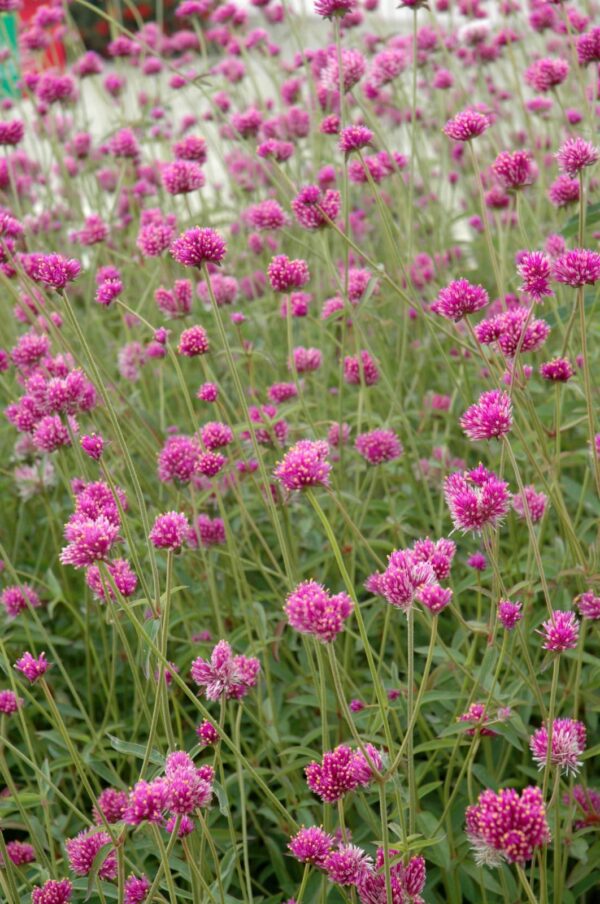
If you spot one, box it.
[20,0,66,72]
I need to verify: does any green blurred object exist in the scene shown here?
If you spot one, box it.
[0,12,19,98]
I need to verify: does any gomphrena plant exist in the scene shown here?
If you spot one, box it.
[0,0,599,902]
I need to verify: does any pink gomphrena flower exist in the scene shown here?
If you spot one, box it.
[460,390,512,441]
[81,433,104,461]
[357,850,426,903]
[0,689,24,714]
[124,874,150,904]
[137,210,177,259]
[540,357,574,382]
[350,699,365,712]
[539,610,580,652]
[525,57,569,92]
[498,599,523,630]
[274,440,331,491]
[512,485,548,523]
[433,278,489,321]
[548,174,580,207]
[556,137,599,177]
[314,0,356,19]
[201,420,233,450]
[197,382,218,402]
[31,879,73,904]
[285,580,353,643]
[517,251,553,301]
[443,108,490,141]
[305,744,383,802]
[291,347,322,374]
[576,27,600,66]
[149,512,189,550]
[190,639,260,701]
[173,135,207,162]
[344,350,379,386]
[14,651,50,683]
[164,750,213,814]
[566,786,600,832]
[86,558,138,602]
[178,325,209,357]
[288,826,334,866]
[165,813,195,837]
[0,118,24,146]
[245,199,286,231]
[325,844,373,886]
[268,255,310,292]
[170,227,227,268]
[196,720,220,745]
[459,703,496,737]
[189,514,226,548]
[418,584,453,614]
[576,590,600,621]
[381,549,435,612]
[492,150,537,190]
[444,466,510,534]
[321,47,366,94]
[60,515,120,569]
[475,306,550,357]
[339,125,373,154]
[291,185,341,230]
[468,552,487,571]
[0,839,35,866]
[26,253,81,289]
[355,429,403,465]
[65,829,117,880]
[93,787,128,824]
[328,422,350,447]
[124,779,168,825]
[162,159,205,195]
[530,719,586,776]
[108,127,139,158]
[1,583,41,618]
[552,249,600,287]
[465,787,550,866]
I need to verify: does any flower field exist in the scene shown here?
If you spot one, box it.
[0,1,599,902]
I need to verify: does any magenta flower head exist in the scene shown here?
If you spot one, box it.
[81,433,104,461]
[492,150,536,190]
[14,651,50,683]
[357,850,426,903]
[170,227,227,268]
[65,829,117,880]
[540,357,574,382]
[274,440,331,491]
[548,174,579,207]
[443,109,490,141]
[576,590,600,620]
[124,874,151,904]
[314,0,355,18]
[512,485,548,523]
[196,720,220,745]
[292,185,340,230]
[288,826,334,866]
[339,125,373,154]
[0,690,23,714]
[325,844,373,886]
[305,744,382,802]
[31,879,73,904]
[94,787,128,824]
[433,278,489,321]
[285,580,353,643]
[525,57,569,92]
[556,137,599,177]
[149,511,189,549]
[460,390,512,441]
[577,27,600,66]
[465,786,550,866]
[498,599,523,630]
[530,719,586,776]
[178,325,209,357]
[552,249,600,287]
[191,639,260,700]
[1,583,41,618]
[268,255,310,292]
[444,467,510,533]
[517,251,553,301]
[27,253,81,289]
[539,610,579,652]
[355,429,403,465]
[124,778,168,825]
[381,548,436,612]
